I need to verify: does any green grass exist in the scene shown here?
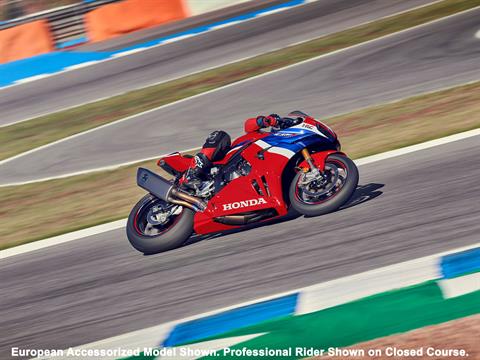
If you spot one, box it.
[1,80,480,250]
[1,0,479,160]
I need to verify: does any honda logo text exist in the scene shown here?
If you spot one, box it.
[222,198,267,211]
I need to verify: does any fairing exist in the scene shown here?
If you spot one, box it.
[193,142,291,234]
[157,152,192,174]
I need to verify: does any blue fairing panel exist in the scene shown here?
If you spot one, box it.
[262,127,335,153]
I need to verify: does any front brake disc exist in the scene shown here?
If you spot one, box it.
[302,164,339,198]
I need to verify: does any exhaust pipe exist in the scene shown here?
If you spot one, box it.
[169,188,207,212]
[137,168,207,212]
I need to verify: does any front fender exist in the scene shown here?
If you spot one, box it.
[298,151,347,171]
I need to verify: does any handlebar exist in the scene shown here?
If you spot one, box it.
[276,116,303,129]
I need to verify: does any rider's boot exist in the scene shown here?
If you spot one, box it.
[182,153,212,191]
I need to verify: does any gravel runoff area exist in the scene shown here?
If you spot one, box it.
[315,314,480,360]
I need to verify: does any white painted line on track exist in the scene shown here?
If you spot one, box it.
[13,74,50,84]
[208,20,244,31]
[253,8,288,17]
[111,47,148,58]
[355,128,480,166]
[161,33,197,43]
[51,242,480,357]
[64,60,101,70]
[0,146,201,187]
[475,29,480,39]
[0,219,126,260]
[1,129,479,259]
[0,0,449,127]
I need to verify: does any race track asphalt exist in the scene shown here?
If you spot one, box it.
[0,0,435,126]
[1,134,479,356]
[1,5,479,185]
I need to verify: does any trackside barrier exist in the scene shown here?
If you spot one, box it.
[0,20,53,63]
[53,245,480,360]
[84,0,189,42]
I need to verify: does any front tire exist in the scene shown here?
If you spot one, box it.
[126,194,194,254]
[289,154,358,217]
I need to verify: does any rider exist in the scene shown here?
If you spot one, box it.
[183,113,294,189]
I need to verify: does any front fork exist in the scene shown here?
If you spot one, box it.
[297,148,326,187]
[301,148,322,175]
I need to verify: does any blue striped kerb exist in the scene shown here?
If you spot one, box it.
[440,247,480,279]
[0,51,113,87]
[162,293,298,347]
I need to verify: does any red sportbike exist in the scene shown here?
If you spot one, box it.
[126,111,358,254]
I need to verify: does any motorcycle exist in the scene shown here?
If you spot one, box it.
[126,111,358,254]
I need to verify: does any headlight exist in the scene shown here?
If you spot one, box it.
[316,122,337,140]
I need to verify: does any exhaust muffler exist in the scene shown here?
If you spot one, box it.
[137,168,207,212]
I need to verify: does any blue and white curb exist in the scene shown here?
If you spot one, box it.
[163,294,298,347]
[0,0,312,88]
[54,243,480,359]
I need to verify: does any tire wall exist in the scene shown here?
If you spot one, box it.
[85,0,190,43]
[0,20,54,63]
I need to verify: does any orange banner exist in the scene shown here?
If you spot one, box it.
[85,0,189,43]
[0,20,54,63]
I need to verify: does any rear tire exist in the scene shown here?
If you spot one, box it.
[289,154,358,217]
[126,194,194,254]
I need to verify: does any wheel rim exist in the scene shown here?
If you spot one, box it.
[295,159,348,205]
[133,198,182,237]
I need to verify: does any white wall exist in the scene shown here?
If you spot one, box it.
[186,0,252,16]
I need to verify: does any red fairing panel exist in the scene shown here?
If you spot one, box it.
[158,153,193,172]
[193,142,291,234]
[213,132,269,165]
[298,151,347,171]
[244,117,261,133]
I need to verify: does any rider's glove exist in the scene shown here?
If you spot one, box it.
[256,115,275,128]
[256,114,282,128]
[256,116,268,128]
[265,114,281,127]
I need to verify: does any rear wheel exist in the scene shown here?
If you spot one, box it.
[289,154,358,216]
[126,194,194,254]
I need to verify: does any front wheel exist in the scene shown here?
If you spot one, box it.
[289,154,358,217]
[126,194,194,254]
